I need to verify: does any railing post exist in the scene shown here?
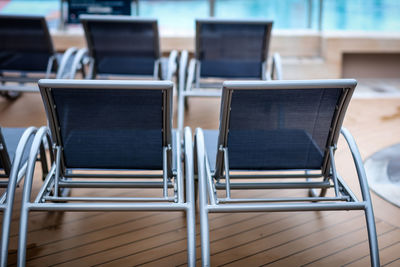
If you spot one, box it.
[133,0,139,16]
[209,0,215,17]
[307,0,312,29]
[318,0,324,31]
[59,0,65,30]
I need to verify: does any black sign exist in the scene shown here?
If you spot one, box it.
[68,0,132,23]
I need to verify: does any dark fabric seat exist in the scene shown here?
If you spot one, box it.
[0,128,32,170]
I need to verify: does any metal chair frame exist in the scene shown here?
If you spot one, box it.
[17,80,195,266]
[195,80,380,267]
[0,127,49,267]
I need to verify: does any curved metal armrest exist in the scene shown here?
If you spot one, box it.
[185,58,197,92]
[45,54,59,78]
[340,127,380,266]
[340,127,372,202]
[271,53,283,80]
[178,50,189,94]
[21,127,53,201]
[184,127,195,201]
[1,127,38,202]
[0,126,41,266]
[56,47,78,79]
[68,48,93,79]
[195,128,216,205]
[166,49,178,81]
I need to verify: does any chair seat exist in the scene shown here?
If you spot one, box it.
[203,128,324,172]
[1,128,31,168]
[202,130,219,172]
[227,128,324,170]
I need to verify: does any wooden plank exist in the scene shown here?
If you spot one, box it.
[208,212,366,266]
[265,220,393,267]
[344,239,400,267]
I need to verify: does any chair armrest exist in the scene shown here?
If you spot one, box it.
[194,128,217,205]
[340,127,372,202]
[184,127,195,203]
[271,53,283,80]
[185,58,197,93]
[166,50,178,81]
[68,48,93,79]
[178,50,189,94]
[56,47,78,79]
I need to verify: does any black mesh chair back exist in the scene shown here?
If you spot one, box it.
[81,15,160,77]
[214,80,356,178]
[0,15,55,72]
[196,19,272,79]
[39,80,173,171]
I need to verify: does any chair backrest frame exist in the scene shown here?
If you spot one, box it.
[80,15,161,78]
[214,79,357,179]
[195,18,273,80]
[38,79,173,175]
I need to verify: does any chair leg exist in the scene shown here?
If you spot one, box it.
[184,126,196,266]
[198,161,210,266]
[186,204,196,266]
[199,200,210,266]
[0,182,18,267]
[0,206,12,267]
[17,204,29,266]
[364,204,380,267]
[17,132,42,266]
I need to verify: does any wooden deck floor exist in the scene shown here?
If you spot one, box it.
[1,80,400,266]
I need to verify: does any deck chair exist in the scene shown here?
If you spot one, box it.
[177,18,283,132]
[17,80,195,265]
[71,15,178,81]
[0,127,49,266]
[0,15,81,99]
[195,80,380,266]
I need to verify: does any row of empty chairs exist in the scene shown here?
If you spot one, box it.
[0,14,282,131]
[0,14,379,267]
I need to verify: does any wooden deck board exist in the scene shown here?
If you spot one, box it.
[316,228,400,267]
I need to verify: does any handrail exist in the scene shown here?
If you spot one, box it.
[58,0,324,31]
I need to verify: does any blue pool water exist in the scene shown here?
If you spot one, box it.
[0,0,399,32]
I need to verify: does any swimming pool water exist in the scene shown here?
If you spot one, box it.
[0,0,399,32]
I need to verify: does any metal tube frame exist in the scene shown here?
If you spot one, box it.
[0,127,39,267]
[17,125,196,266]
[196,127,380,267]
[56,47,79,79]
[341,127,380,266]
